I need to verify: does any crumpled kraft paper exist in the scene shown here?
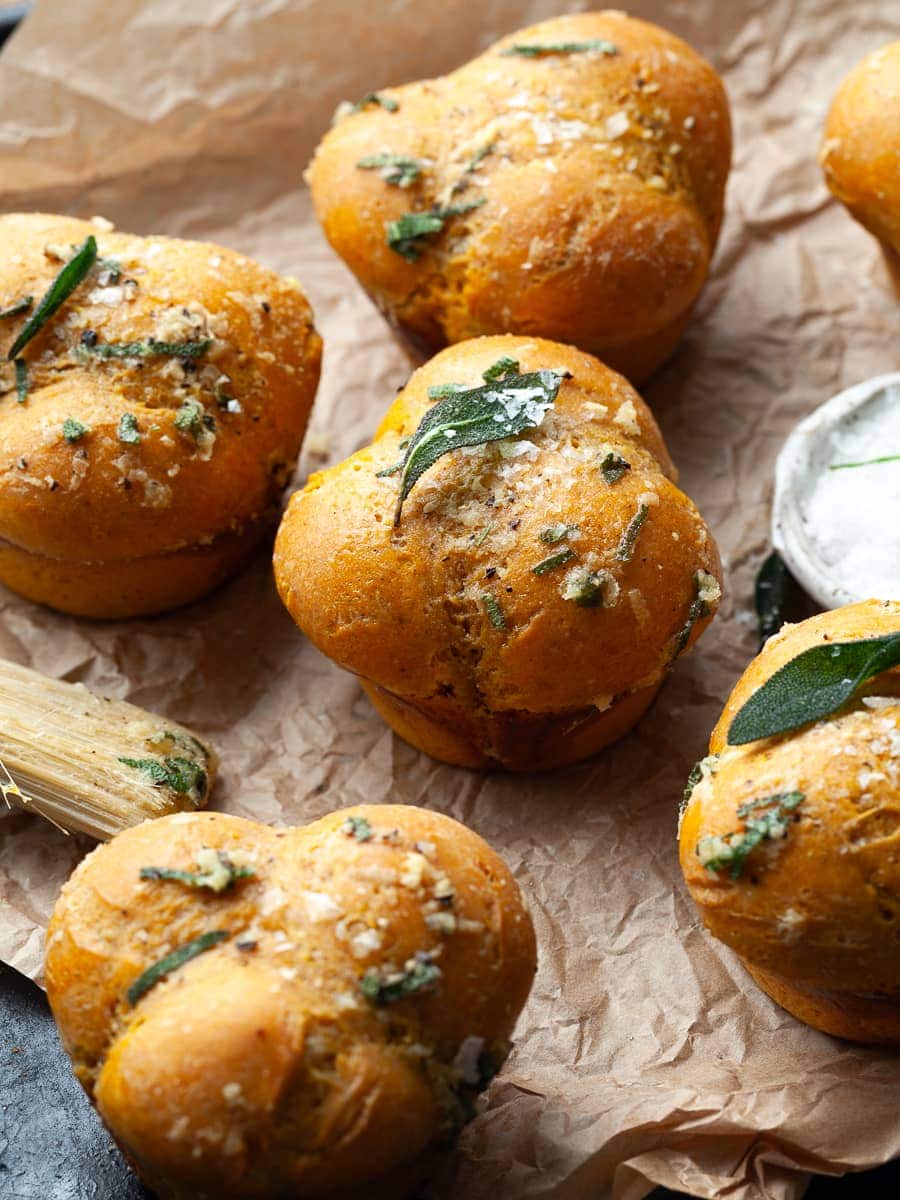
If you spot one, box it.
[0,1,898,1197]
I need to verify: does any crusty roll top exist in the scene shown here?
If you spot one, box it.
[308,11,731,372]
[820,42,900,256]
[276,336,722,720]
[0,214,321,562]
[46,806,536,1196]
[681,600,900,997]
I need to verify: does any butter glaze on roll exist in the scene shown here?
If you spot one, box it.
[46,805,536,1200]
[680,600,900,1044]
[307,11,731,384]
[0,214,321,617]
[274,335,722,770]
[820,42,900,260]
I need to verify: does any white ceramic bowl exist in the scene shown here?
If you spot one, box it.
[772,373,900,609]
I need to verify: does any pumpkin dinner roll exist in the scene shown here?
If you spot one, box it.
[308,11,731,384]
[0,213,321,618]
[680,600,900,1044]
[820,42,900,261]
[275,336,722,770]
[45,804,537,1200]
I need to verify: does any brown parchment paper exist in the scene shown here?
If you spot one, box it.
[0,1,898,1197]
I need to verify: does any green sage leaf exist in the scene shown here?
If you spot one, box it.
[357,153,423,187]
[501,39,619,57]
[8,236,97,360]
[391,368,562,523]
[127,930,229,1006]
[728,633,900,746]
[387,199,485,261]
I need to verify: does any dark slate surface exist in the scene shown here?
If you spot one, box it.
[2,962,899,1200]
[0,6,898,1200]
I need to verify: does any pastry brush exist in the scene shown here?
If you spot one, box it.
[0,658,216,839]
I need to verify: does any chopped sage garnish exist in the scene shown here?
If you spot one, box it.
[359,954,441,1005]
[599,451,630,485]
[482,356,519,383]
[357,153,423,187]
[119,754,207,798]
[427,382,466,400]
[829,454,900,470]
[140,848,254,892]
[728,632,900,746]
[696,792,803,879]
[7,236,97,361]
[671,570,719,659]
[127,930,229,1006]
[532,547,576,575]
[615,503,649,562]
[463,140,495,177]
[473,520,495,547]
[561,567,607,608]
[336,91,399,121]
[174,397,213,437]
[215,383,241,412]
[0,296,33,321]
[540,523,577,544]
[14,359,27,404]
[390,368,562,523]
[387,200,485,261]
[681,753,719,815]
[62,418,89,443]
[117,412,141,445]
[482,593,507,630]
[502,39,619,57]
[342,815,373,842]
[81,338,211,360]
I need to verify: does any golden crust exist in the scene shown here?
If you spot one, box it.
[0,213,322,616]
[307,11,731,384]
[680,600,900,1043]
[45,805,536,1199]
[819,42,900,257]
[274,335,722,770]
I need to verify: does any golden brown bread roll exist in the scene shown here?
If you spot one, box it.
[46,804,536,1199]
[274,335,722,770]
[0,213,321,617]
[307,11,731,384]
[679,600,900,1044]
[820,42,900,261]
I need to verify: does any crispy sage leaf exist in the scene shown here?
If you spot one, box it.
[387,199,485,261]
[391,368,562,524]
[14,359,27,403]
[501,39,619,57]
[127,930,229,1006]
[357,153,423,187]
[82,338,211,359]
[359,955,441,1005]
[140,849,254,892]
[728,632,900,746]
[482,594,507,630]
[8,236,97,361]
[754,550,801,650]
[696,791,803,879]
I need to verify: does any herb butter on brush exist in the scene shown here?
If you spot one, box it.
[0,658,215,838]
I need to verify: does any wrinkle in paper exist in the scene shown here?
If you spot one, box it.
[0,3,898,1199]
